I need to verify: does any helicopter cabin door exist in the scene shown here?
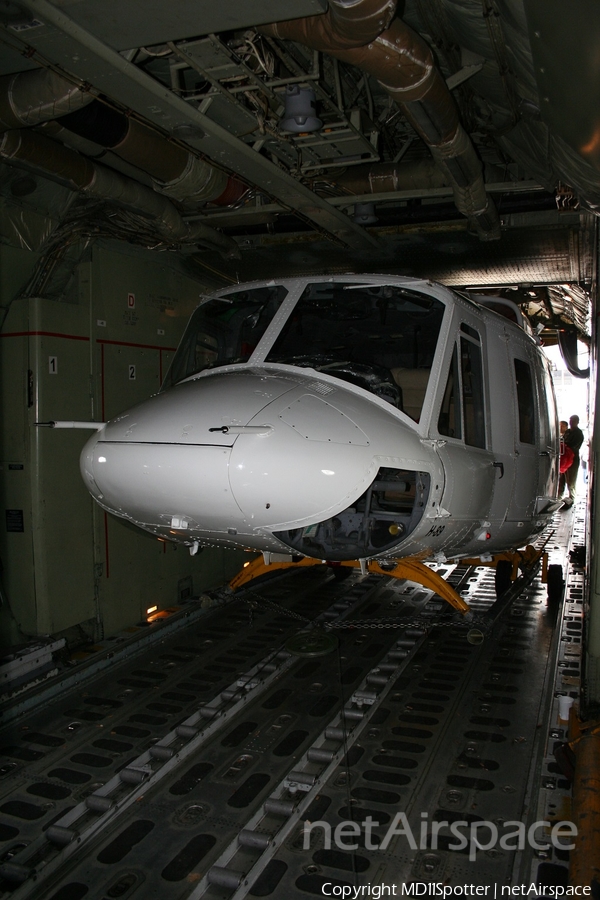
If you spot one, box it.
[435,320,496,532]
[533,353,559,509]
[506,344,545,520]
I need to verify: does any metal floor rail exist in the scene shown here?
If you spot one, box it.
[0,522,577,899]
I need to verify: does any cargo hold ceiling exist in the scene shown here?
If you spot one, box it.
[41,0,330,50]
[0,0,597,339]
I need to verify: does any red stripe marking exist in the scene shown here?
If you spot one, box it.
[1,333,176,350]
[97,338,177,351]
[0,331,89,341]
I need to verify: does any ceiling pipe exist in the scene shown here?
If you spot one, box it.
[332,159,450,194]
[0,70,247,210]
[328,0,397,43]
[261,0,500,240]
[0,68,94,131]
[39,120,155,186]
[39,119,113,160]
[57,99,246,207]
[0,129,240,258]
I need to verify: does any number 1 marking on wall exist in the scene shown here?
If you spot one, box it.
[48,356,57,374]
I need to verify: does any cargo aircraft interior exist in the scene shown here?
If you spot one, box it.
[0,0,598,896]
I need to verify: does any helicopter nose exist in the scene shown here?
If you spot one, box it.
[79,370,298,528]
[79,368,433,543]
[228,374,429,531]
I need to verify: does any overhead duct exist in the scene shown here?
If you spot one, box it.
[332,159,450,194]
[39,120,155,186]
[40,120,114,161]
[0,74,247,212]
[57,100,246,207]
[0,129,240,258]
[0,68,94,131]
[261,0,500,240]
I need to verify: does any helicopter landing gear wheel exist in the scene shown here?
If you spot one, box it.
[494,559,513,599]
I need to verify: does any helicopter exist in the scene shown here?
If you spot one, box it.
[68,275,560,608]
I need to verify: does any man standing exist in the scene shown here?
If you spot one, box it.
[563,415,584,507]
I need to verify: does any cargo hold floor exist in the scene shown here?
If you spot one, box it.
[0,511,582,899]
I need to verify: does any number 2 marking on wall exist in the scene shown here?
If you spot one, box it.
[129,365,136,380]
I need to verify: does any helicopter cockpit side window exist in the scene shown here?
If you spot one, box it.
[162,285,288,388]
[265,282,446,418]
[438,345,462,439]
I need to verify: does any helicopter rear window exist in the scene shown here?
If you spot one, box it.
[265,282,445,418]
[514,358,535,445]
[163,285,288,387]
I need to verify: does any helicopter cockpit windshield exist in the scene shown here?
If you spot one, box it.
[266,282,446,421]
[162,284,288,388]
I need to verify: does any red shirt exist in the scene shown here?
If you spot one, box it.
[560,441,574,473]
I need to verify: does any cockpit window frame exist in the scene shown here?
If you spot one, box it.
[161,282,303,389]
[258,279,450,421]
[163,278,454,423]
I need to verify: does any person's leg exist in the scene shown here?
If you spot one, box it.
[558,472,565,498]
[566,458,580,504]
